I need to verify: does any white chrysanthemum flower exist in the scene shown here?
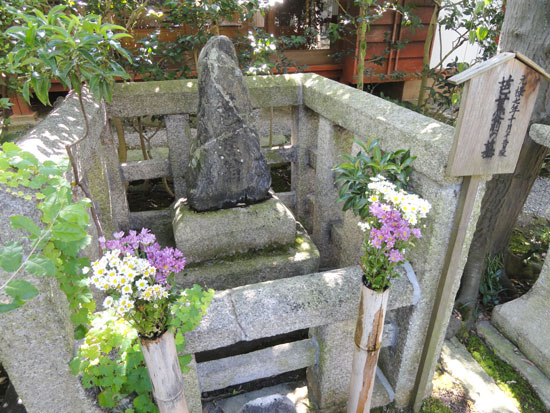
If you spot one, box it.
[121,284,132,295]
[136,279,149,290]
[358,222,370,232]
[141,288,154,301]
[119,295,131,307]
[103,296,114,309]
[368,195,379,203]
[91,275,101,286]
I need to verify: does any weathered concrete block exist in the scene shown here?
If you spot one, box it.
[492,256,550,377]
[440,338,519,413]
[108,75,301,118]
[173,196,296,264]
[176,227,319,290]
[290,105,318,230]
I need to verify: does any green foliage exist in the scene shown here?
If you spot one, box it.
[4,5,131,106]
[465,334,548,412]
[333,138,415,220]
[508,220,550,264]
[420,0,505,117]
[235,30,308,75]
[479,254,504,310]
[74,286,214,412]
[420,398,453,413]
[0,143,95,335]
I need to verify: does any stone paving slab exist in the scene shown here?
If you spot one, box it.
[203,379,390,413]
[477,321,550,409]
[440,337,519,413]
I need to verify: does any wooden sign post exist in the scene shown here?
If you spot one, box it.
[412,52,550,412]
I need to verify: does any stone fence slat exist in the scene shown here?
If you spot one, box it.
[184,265,415,354]
[196,338,317,392]
[121,158,171,181]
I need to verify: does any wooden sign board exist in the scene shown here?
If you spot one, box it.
[447,54,543,177]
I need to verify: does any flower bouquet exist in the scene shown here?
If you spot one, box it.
[86,229,211,413]
[347,176,431,413]
[358,175,431,291]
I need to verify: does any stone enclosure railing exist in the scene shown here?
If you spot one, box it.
[0,73,488,412]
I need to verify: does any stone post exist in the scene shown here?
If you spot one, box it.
[182,355,203,413]
[311,117,353,268]
[0,191,102,413]
[307,320,356,411]
[98,123,131,232]
[290,105,318,231]
[166,114,192,199]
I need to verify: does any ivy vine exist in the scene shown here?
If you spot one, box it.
[0,142,95,338]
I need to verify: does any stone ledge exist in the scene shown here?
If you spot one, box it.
[184,265,414,353]
[176,227,319,290]
[300,73,459,186]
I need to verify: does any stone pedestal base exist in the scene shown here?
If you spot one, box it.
[173,195,297,264]
[176,226,320,290]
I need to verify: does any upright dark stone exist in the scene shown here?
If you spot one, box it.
[186,36,271,211]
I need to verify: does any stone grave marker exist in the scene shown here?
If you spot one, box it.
[186,35,271,211]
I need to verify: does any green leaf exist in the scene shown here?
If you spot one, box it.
[0,300,24,313]
[52,222,88,242]
[22,81,31,104]
[74,324,88,340]
[476,26,489,42]
[24,255,56,276]
[0,241,23,272]
[69,357,81,375]
[98,389,117,408]
[2,142,21,156]
[59,204,90,226]
[10,215,41,237]
[5,279,39,301]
